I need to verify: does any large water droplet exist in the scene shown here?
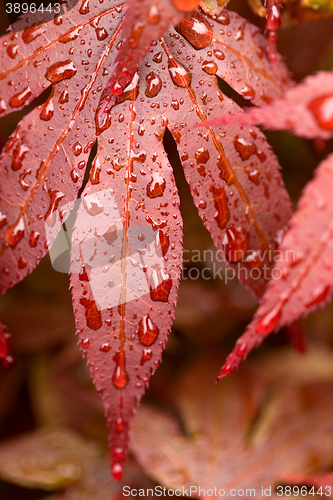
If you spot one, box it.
[9,87,32,107]
[256,303,281,334]
[150,270,172,302]
[155,230,169,257]
[5,217,25,247]
[45,60,77,84]
[45,189,65,227]
[112,350,129,389]
[80,297,102,330]
[79,0,89,14]
[176,11,213,50]
[11,143,29,171]
[202,60,218,75]
[146,172,166,198]
[138,315,159,346]
[22,25,45,44]
[40,93,54,121]
[195,147,210,164]
[223,225,249,262]
[145,71,162,98]
[308,93,333,130]
[7,44,18,59]
[140,348,152,365]
[29,230,40,247]
[112,462,123,481]
[168,58,191,88]
[210,185,230,229]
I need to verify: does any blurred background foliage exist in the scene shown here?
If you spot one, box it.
[0,0,333,498]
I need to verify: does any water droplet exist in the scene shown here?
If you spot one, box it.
[148,4,160,23]
[7,44,18,59]
[176,11,213,49]
[240,85,255,100]
[5,217,25,247]
[195,147,210,164]
[100,342,111,352]
[11,143,29,171]
[59,90,69,104]
[0,99,7,115]
[81,338,90,348]
[53,15,63,25]
[202,60,218,75]
[18,256,27,269]
[19,169,31,191]
[215,11,230,25]
[155,230,169,257]
[214,49,225,60]
[70,169,80,183]
[233,135,256,161]
[140,348,152,365]
[29,230,40,247]
[40,93,54,121]
[116,417,124,432]
[168,58,191,88]
[0,212,7,229]
[80,297,102,329]
[223,225,249,262]
[256,304,281,334]
[9,87,32,107]
[153,51,163,63]
[79,0,90,14]
[112,462,123,481]
[145,71,162,98]
[60,27,83,43]
[45,60,77,84]
[95,27,108,41]
[138,315,159,346]
[210,185,229,229]
[45,189,65,227]
[147,172,166,198]
[150,270,172,302]
[113,350,129,389]
[73,142,82,156]
[90,158,101,184]
[308,93,333,130]
[22,25,45,44]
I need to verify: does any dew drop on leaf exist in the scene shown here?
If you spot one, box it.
[202,60,218,75]
[233,135,257,161]
[79,298,102,330]
[256,303,282,334]
[168,58,191,88]
[112,350,129,389]
[0,212,7,230]
[9,87,32,107]
[146,172,166,198]
[140,348,153,365]
[45,189,65,227]
[100,342,111,352]
[22,25,45,44]
[214,49,225,60]
[29,230,40,247]
[73,142,82,156]
[210,185,230,229]
[148,5,160,24]
[156,230,169,257]
[5,217,25,247]
[81,338,90,348]
[223,225,249,262]
[150,270,172,302]
[7,44,18,59]
[45,60,77,84]
[308,93,333,130]
[11,143,29,171]
[59,90,69,104]
[145,72,162,98]
[79,0,89,14]
[240,84,255,100]
[138,315,159,346]
[176,11,213,50]
[40,95,54,121]
[112,462,123,481]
